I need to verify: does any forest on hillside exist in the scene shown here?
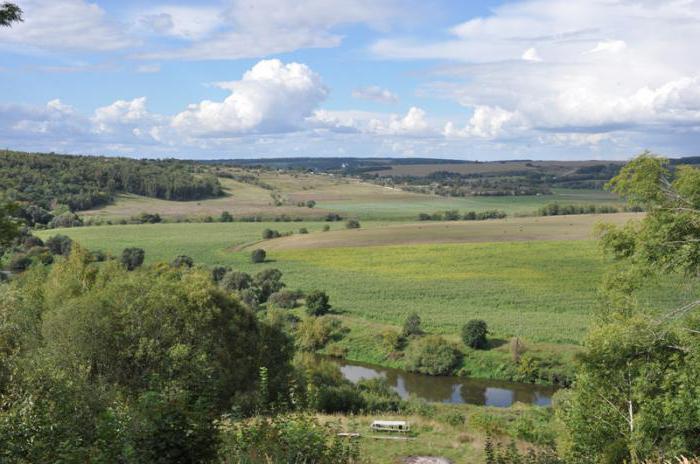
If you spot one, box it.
[0,151,223,213]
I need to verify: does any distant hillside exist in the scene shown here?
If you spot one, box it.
[0,150,223,216]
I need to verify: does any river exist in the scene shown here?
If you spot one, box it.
[329,357,558,407]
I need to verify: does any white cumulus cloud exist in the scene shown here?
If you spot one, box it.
[171,59,328,136]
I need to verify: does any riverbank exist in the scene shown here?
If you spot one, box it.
[327,356,558,407]
[318,315,580,387]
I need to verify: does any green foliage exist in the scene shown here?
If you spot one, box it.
[45,234,73,256]
[402,312,422,337]
[217,413,359,464]
[559,153,700,462]
[262,228,281,239]
[0,3,22,27]
[345,219,360,229]
[220,270,252,292]
[121,247,145,270]
[462,319,489,349]
[170,255,194,268]
[306,290,331,316]
[0,150,222,212]
[405,335,460,376]
[250,248,266,263]
[295,316,345,352]
[219,211,234,222]
[0,202,21,248]
[268,289,299,309]
[0,246,295,462]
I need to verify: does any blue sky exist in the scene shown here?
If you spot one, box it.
[1,0,700,160]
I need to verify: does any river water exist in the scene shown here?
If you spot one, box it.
[329,357,558,407]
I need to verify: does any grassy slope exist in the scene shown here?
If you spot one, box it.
[80,167,622,221]
[39,217,696,380]
[38,214,691,344]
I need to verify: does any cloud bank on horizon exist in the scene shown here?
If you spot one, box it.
[1,0,699,160]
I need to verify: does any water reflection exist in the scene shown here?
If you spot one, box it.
[330,357,557,407]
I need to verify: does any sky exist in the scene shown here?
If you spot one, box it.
[1,0,700,160]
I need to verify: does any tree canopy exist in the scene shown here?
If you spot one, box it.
[558,153,700,463]
[0,3,22,27]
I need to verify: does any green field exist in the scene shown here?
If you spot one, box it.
[38,215,690,348]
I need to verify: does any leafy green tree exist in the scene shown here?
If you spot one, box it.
[558,153,700,463]
[402,312,422,337]
[305,290,331,316]
[170,255,193,268]
[220,270,252,291]
[405,335,460,376]
[462,319,488,349]
[219,210,234,222]
[0,202,20,249]
[251,248,266,263]
[0,246,295,461]
[45,234,73,256]
[345,219,360,229]
[120,247,145,270]
[0,3,22,26]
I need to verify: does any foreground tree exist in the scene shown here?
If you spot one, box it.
[0,246,294,462]
[0,3,22,27]
[557,153,700,463]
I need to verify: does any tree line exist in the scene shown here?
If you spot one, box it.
[0,150,223,215]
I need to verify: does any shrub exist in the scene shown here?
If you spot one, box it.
[462,319,489,349]
[402,312,422,337]
[306,290,331,316]
[418,213,431,221]
[262,229,280,239]
[220,270,252,291]
[121,247,145,271]
[219,211,234,222]
[379,329,403,351]
[27,246,55,265]
[49,212,83,228]
[217,413,359,464]
[444,210,460,220]
[325,213,342,222]
[7,253,32,272]
[405,335,460,375]
[296,317,345,352]
[298,227,308,234]
[268,290,299,309]
[345,219,360,229]
[322,225,330,232]
[306,200,316,208]
[254,268,285,301]
[211,265,230,282]
[133,212,162,224]
[251,249,266,263]
[22,235,44,248]
[45,234,73,256]
[170,255,194,268]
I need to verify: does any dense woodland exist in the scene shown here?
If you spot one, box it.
[0,150,222,213]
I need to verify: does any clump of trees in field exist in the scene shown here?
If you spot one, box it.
[418,210,507,221]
